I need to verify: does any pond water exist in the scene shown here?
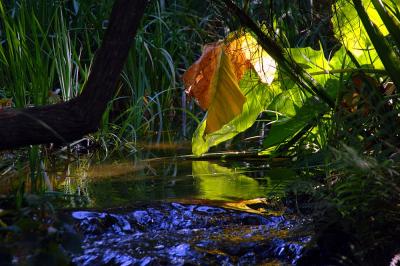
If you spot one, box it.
[47,147,299,209]
[1,143,312,265]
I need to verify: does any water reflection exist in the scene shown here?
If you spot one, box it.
[192,161,268,201]
[47,154,299,209]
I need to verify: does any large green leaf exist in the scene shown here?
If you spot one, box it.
[183,43,247,135]
[263,97,329,149]
[261,46,339,151]
[288,46,331,85]
[267,86,305,118]
[205,50,247,134]
[192,70,280,156]
[353,0,400,89]
[332,0,399,68]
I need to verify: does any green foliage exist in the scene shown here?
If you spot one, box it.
[304,145,400,264]
[192,70,280,156]
[330,145,398,214]
[194,3,400,261]
[98,1,219,149]
[263,98,328,150]
[191,0,399,159]
[353,0,400,88]
[0,0,96,107]
[0,1,54,107]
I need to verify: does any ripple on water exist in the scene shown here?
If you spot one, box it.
[71,202,310,265]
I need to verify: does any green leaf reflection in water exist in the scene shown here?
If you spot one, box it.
[192,161,298,201]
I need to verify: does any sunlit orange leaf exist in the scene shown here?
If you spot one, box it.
[183,42,246,134]
[228,33,276,85]
[225,38,252,81]
[183,42,223,110]
[183,34,277,136]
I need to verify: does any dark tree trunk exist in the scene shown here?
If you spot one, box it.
[0,0,148,150]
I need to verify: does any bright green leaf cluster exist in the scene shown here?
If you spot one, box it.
[191,0,400,156]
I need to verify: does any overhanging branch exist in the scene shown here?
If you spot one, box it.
[0,0,148,150]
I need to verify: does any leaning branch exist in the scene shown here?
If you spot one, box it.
[0,0,148,150]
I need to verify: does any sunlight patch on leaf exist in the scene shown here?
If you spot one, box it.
[184,33,279,155]
[229,33,277,85]
[183,42,247,135]
[289,46,330,85]
[192,70,280,156]
[332,0,394,67]
[267,86,306,118]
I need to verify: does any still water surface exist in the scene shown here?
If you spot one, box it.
[55,144,311,265]
[50,145,298,209]
[1,143,312,265]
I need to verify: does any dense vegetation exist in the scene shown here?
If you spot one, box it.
[0,0,400,265]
